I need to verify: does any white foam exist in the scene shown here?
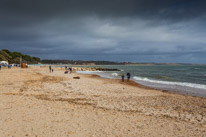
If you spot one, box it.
[76,71,119,79]
[112,73,119,76]
[76,71,103,74]
[133,76,206,90]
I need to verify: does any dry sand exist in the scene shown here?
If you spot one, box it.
[0,67,206,137]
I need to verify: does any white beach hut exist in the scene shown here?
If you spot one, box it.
[0,61,8,66]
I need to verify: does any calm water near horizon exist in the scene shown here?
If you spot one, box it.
[76,65,206,97]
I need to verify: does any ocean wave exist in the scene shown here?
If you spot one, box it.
[133,76,206,90]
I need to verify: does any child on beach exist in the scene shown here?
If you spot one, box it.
[121,74,124,82]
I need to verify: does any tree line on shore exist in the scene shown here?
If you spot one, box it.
[0,49,124,65]
[0,49,40,64]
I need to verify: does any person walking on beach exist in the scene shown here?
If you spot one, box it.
[127,72,131,81]
[69,67,72,73]
[121,74,125,82]
[49,65,51,72]
[0,64,1,70]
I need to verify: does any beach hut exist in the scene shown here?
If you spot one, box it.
[0,61,8,66]
[21,63,28,68]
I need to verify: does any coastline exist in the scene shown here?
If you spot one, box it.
[77,70,206,98]
[0,67,205,136]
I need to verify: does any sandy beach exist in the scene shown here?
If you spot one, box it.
[0,67,206,137]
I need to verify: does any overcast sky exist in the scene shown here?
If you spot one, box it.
[0,0,206,63]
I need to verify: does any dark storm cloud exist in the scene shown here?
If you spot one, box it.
[0,0,206,63]
[1,0,206,20]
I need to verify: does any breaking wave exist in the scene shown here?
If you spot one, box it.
[133,76,206,90]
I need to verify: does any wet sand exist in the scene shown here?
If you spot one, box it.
[0,67,206,137]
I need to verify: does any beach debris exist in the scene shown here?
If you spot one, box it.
[73,76,80,79]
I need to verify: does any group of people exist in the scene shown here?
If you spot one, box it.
[48,65,130,82]
[0,64,14,70]
[64,66,72,74]
[121,72,131,82]
[49,66,73,74]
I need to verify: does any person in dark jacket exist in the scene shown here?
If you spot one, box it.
[49,65,51,72]
[69,67,72,73]
[127,72,131,81]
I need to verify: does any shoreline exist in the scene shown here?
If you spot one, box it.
[76,71,206,99]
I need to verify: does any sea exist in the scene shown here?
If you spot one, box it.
[76,65,206,97]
